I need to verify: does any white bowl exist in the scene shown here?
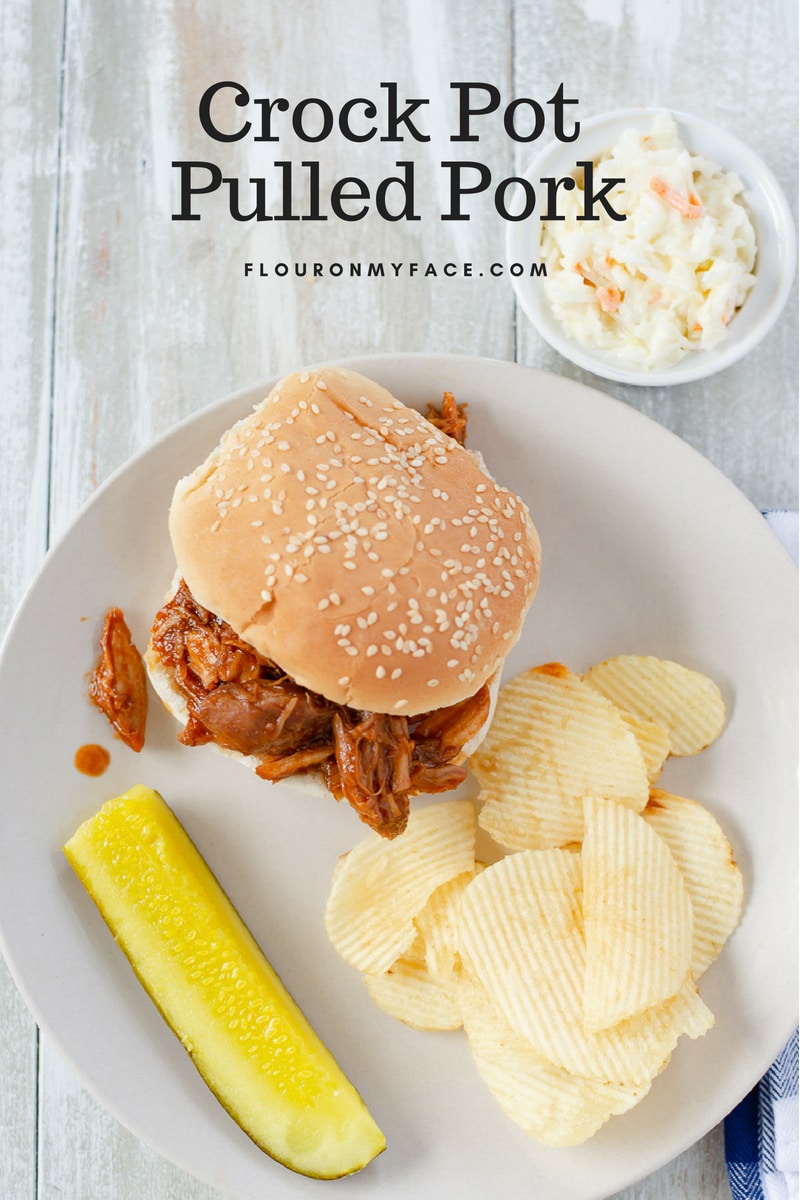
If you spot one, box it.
[505,107,797,386]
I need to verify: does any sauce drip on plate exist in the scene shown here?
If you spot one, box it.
[74,743,111,777]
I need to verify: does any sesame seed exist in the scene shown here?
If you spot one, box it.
[375,666,386,679]
[427,679,439,687]
[338,676,350,687]
[390,668,402,680]
[318,599,329,611]
[393,699,408,709]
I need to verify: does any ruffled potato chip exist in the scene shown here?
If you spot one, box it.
[459,978,650,1146]
[457,849,712,1086]
[324,799,475,975]
[583,655,726,756]
[582,796,693,1031]
[472,665,649,852]
[619,711,672,782]
[415,868,480,982]
[644,789,744,977]
[325,653,737,1149]
[364,955,463,1031]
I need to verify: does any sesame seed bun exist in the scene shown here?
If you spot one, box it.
[167,366,541,716]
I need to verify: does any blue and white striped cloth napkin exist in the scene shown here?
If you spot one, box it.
[723,510,798,1200]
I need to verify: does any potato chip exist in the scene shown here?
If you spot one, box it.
[644,789,744,977]
[325,800,476,975]
[415,868,481,981]
[459,978,650,1146]
[364,956,463,1031]
[325,651,733,1147]
[457,849,713,1085]
[472,665,649,852]
[619,711,671,782]
[583,655,726,756]
[582,796,693,1031]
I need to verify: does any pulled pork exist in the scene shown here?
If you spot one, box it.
[89,608,148,752]
[150,581,490,839]
[424,391,468,444]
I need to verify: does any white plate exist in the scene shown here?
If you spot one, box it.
[506,108,797,385]
[0,354,796,1200]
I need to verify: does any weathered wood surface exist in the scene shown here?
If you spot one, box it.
[2,0,796,1197]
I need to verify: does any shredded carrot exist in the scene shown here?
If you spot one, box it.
[649,175,703,219]
[596,286,622,313]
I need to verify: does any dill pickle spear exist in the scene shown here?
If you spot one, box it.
[63,785,385,1179]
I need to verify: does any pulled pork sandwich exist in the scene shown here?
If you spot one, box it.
[146,367,541,838]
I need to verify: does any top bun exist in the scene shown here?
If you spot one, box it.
[168,367,541,715]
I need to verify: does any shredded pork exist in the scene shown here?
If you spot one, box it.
[88,608,148,752]
[424,390,468,444]
[150,581,489,838]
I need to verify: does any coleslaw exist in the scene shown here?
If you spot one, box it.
[540,114,757,370]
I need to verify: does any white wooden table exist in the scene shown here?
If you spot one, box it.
[2,1,796,1197]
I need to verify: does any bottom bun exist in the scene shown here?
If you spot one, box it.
[144,647,500,805]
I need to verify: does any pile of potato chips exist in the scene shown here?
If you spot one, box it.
[325,656,744,1146]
